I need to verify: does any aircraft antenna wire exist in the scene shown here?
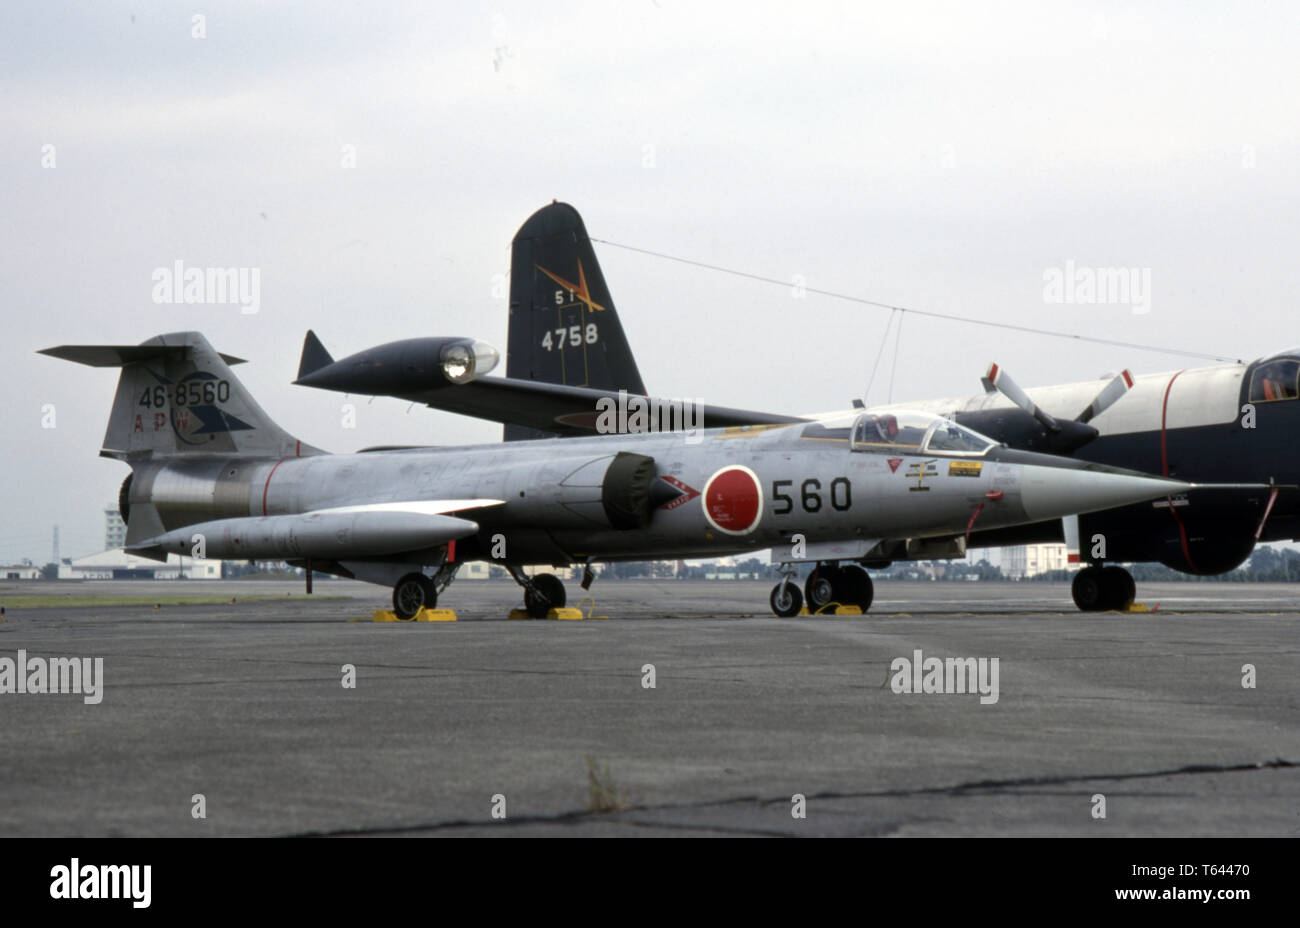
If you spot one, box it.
[889,310,905,404]
[591,238,1242,364]
[864,308,897,402]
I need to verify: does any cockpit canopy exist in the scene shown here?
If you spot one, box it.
[848,410,995,456]
[1250,354,1300,403]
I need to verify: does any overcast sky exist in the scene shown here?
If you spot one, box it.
[2,1,1298,562]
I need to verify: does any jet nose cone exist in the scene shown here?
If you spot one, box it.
[1019,466,1191,521]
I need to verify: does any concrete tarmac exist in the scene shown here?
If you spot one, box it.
[1,579,1296,837]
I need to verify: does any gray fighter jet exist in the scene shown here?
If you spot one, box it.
[304,203,1293,614]
[43,332,1203,617]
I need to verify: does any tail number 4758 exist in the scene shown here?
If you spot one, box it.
[541,324,598,351]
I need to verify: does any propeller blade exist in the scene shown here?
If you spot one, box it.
[1076,369,1134,423]
[985,363,1061,433]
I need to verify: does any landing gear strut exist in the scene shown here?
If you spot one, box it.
[390,555,461,620]
[771,561,874,616]
[805,565,839,611]
[392,572,436,620]
[770,572,803,617]
[506,566,568,618]
[1072,564,1135,612]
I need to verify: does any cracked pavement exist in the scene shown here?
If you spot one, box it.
[2,579,1296,836]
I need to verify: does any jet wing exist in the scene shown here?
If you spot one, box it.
[386,378,807,436]
[294,330,806,438]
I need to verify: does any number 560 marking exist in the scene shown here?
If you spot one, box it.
[772,477,851,514]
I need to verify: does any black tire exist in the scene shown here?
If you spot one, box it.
[524,572,566,619]
[834,564,874,612]
[770,583,803,617]
[1120,568,1136,608]
[392,573,436,619]
[1071,566,1106,611]
[1101,566,1135,610]
[805,565,841,611]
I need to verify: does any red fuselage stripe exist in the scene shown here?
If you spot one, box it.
[1159,371,1197,571]
[262,458,288,516]
[1160,370,1184,477]
[964,501,986,544]
[1255,486,1280,540]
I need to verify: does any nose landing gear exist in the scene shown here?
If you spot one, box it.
[770,576,803,617]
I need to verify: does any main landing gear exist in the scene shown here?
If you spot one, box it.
[1071,564,1136,612]
[388,562,569,620]
[507,565,568,618]
[392,573,435,618]
[391,561,461,620]
[770,561,874,616]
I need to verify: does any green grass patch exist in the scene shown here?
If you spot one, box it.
[585,755,629,813]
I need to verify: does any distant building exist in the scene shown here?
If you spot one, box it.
[59,549,222,580]
[1003,544,1074,579]
[1,563,43,580]
[521,565,577,580]
[452,561,576,580]
[105,508,126,550]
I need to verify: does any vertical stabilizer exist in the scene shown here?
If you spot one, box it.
[506,202,646,440]
[39,331,319,460]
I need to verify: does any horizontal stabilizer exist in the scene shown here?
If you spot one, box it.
[39,344,247,367]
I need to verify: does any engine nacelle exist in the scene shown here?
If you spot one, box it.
[1157,531,1256,575]
[125,457,271,537]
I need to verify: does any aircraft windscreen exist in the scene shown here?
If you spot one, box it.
[849,412,929,452]
[849,411,994,456]
[1249,357,1300,402]
[924,420,994,454]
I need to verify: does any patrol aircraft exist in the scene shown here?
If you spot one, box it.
[41,333,1199,618]
[297,202,1298,614]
